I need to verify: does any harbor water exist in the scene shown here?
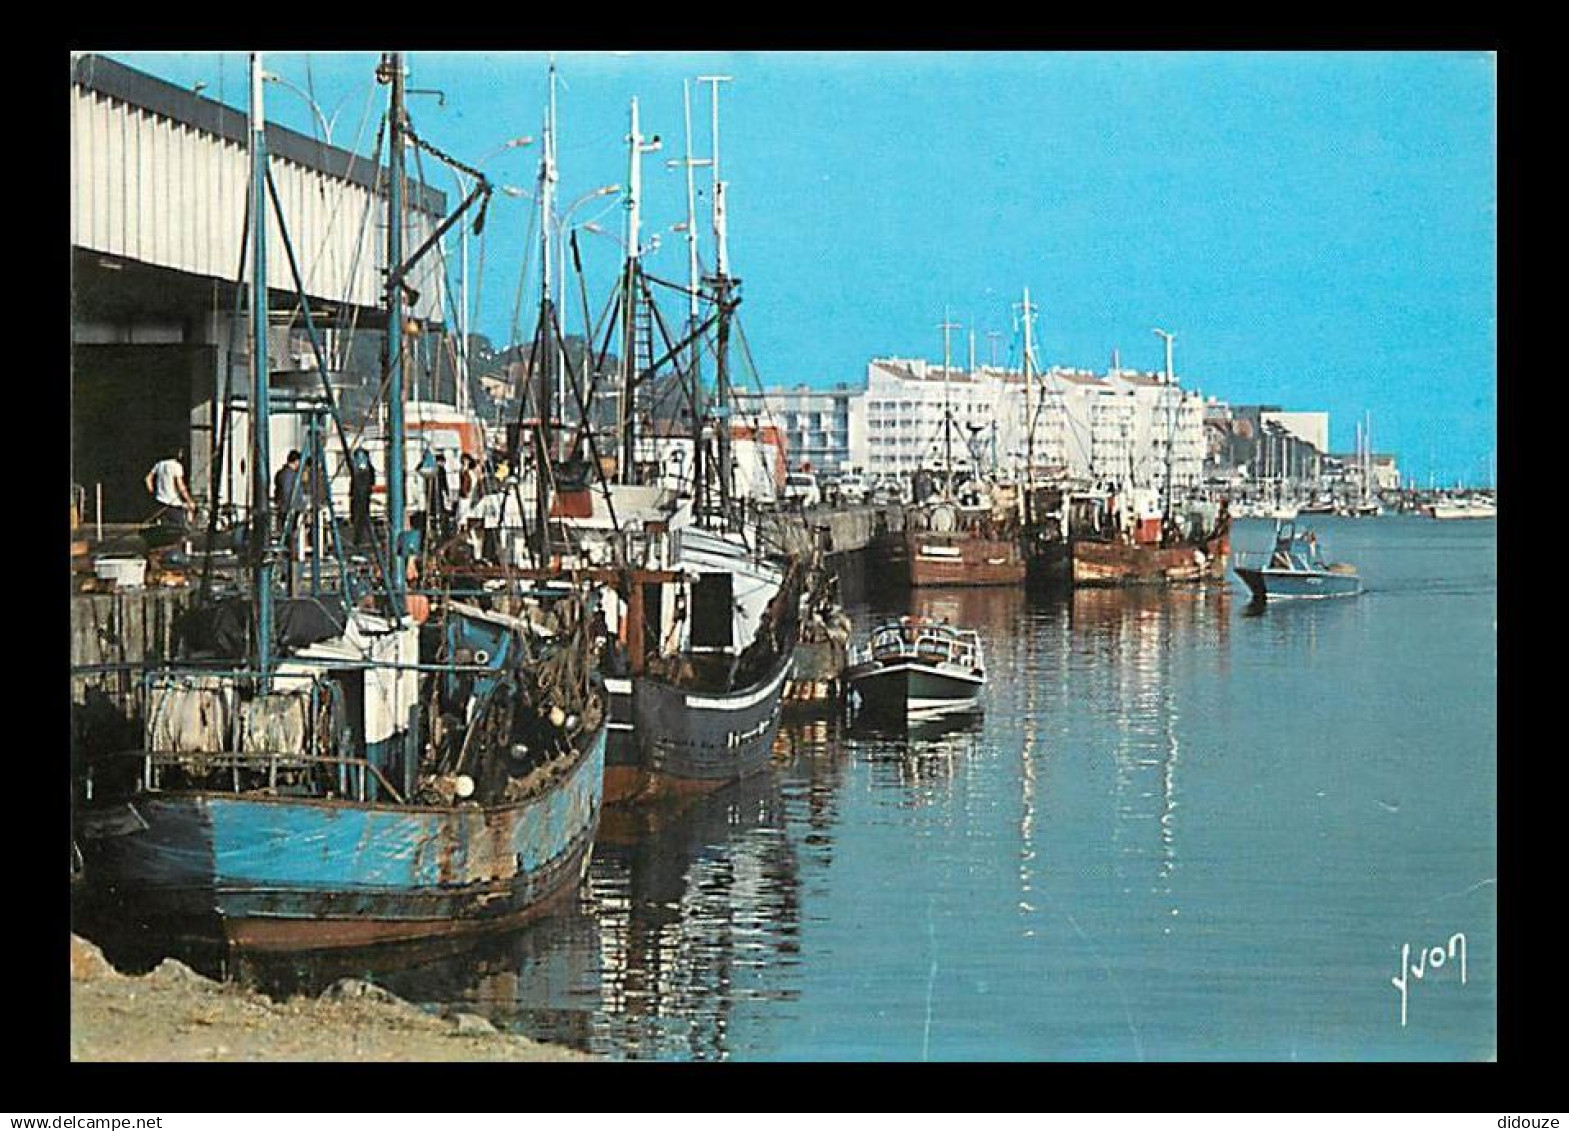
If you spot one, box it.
[246,515,1497,1060]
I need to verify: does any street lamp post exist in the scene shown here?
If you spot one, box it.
[262,69,338,144]
[448,136,532,413]
[552,184,621,442]
[260,70,343,369]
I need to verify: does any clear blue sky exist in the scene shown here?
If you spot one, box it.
[107,51,1496,487]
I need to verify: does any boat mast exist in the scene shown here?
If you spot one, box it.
[1355,418,1363,509]
[1019,287,1038,522]
[379,52,409,615]
[618,95,661,489]
[938,310,961,497]
[1153,328,1176,527]
[699,75,734,527]
[536,60,560,560]
[675,79,707,519]
[248,53,275,685]
[549,63,566,461]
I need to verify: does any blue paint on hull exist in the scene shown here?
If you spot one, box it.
[80,726,606,951]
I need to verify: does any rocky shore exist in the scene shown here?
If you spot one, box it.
[70,934,592,1062]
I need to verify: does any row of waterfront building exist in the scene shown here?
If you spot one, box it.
[737,358,1399,497]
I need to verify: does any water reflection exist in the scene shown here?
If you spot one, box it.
[1065,587,1231,934]
[1016,595,1071,939]
[909,585,1027,635]
[73,522,1495,1061]
[853,711,985,800]
[573,772,801,1059]
[230,772,800,1061]
[1249,588,1364,654]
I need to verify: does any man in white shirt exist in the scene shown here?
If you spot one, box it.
[145,449,195,533]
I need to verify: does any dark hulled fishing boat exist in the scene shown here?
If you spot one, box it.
[620,550,799,800]
[552,83,803,804]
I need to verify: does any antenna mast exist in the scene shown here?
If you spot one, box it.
[672,79,710,518]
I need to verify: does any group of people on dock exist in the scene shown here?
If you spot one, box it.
[144,441,546,571]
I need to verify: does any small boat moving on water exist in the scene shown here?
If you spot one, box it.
[1233,520,1361,602]
[845,617,987,717]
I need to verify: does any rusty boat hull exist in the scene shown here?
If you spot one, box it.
[905,531,1026,588]
[1070,527,1231,587]
[77,726,605,953]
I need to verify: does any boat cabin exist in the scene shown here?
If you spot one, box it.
[854,617,984,673]
[1265,521,1328,572]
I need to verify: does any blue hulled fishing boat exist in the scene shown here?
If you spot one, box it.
[1233,520,1362,602]
[76,53,605,953]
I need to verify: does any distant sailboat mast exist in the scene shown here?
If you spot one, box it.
[1364,411,1373,506]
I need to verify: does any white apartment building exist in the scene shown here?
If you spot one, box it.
[852,358,1206,490]
[858,359,1017,476]
[734,384,864,475]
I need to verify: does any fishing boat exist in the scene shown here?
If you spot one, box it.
[1015,288,1072,587]
[845,616,986,717]
[905,314,1026,588]
[543,81,803,804]
[1232,519,1361,602]
[75,54,605,953]
[1068,487,1231,587]
[906,496,1027,587]
[1065,336,1230,587]
[602,526,801,803]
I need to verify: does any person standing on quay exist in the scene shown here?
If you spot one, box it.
[350,449,376,548]
[456,453,479,555]
[145,447,195,552]
[274,449,303,561]
[429,452,452,543]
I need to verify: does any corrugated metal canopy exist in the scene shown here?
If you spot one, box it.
[71,54,446,215]
[71,53,449,323]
